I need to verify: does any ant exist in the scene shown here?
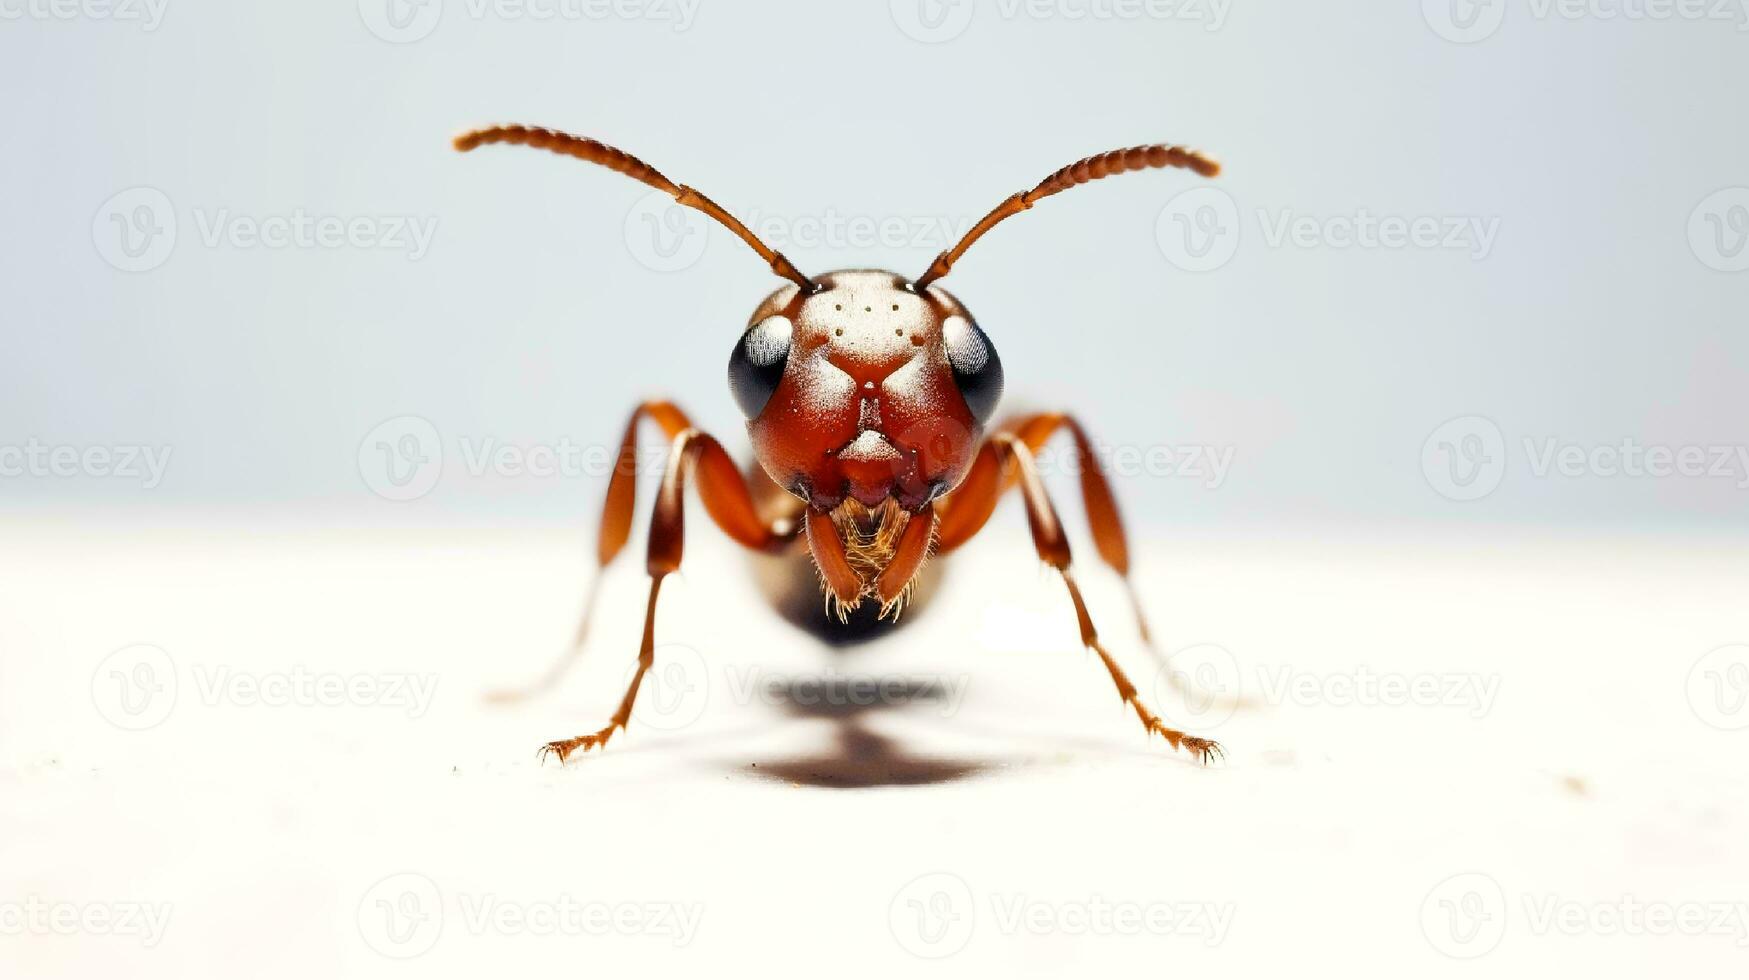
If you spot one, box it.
[454,124,1226,766]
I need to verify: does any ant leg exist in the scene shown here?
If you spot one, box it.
[488,401,692,703]
[1005,415,1255,709]
[1007,414,1168,660]
[538,429,793,762]
[973,434,1221,764]
[939,414,1174,670]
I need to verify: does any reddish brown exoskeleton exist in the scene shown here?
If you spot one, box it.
[454,124,1225,765]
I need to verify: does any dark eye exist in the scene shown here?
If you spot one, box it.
[728,315,792,418]
[942,315,1003,424]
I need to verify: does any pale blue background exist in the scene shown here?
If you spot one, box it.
[2,1,1745,530]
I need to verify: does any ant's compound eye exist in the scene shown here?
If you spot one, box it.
[942,315,1004,425]
[728,314,793,418]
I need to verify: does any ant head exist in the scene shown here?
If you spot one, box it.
[730,270,1002,513]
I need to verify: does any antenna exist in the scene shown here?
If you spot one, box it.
[915,143,1220,289]
[454,124,813,289]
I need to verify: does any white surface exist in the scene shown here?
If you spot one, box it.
[3,520,1746,976]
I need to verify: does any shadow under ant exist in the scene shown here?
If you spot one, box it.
[724,553,1001,788]
[737,675,998,789]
